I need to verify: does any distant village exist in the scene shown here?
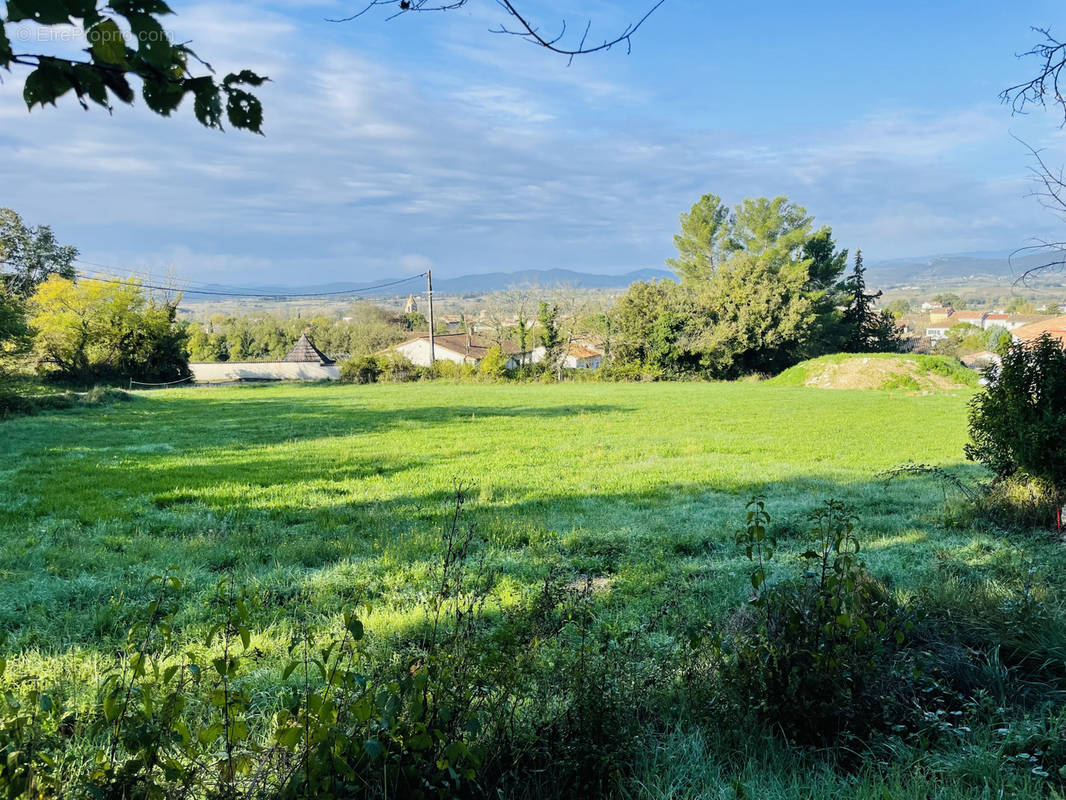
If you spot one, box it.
[185,289,1066,384]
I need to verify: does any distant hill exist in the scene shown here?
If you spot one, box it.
[866,252,1063,286]
[180,268,676,301]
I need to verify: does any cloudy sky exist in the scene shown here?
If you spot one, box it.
[2,0,1065,285]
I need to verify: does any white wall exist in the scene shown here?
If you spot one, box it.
[190,362,340,382]
[566,354,602,369]
[395,338,472,367]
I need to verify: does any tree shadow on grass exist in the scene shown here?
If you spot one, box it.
[0,462,1014,657]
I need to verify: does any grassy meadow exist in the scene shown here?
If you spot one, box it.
[1,379,1063,796]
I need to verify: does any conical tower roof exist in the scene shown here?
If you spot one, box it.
[282,333,335,365]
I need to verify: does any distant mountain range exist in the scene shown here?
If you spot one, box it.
[181,268,676,301]
[178,252,1066,303]
[865,252,1063,286]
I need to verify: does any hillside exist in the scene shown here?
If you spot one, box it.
[866,251,1063,287]
[769,353,979,391]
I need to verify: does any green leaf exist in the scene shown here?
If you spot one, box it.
[188,77,222,128]
[24,61,74,109]
[126,12,172,69]
[224,87,263,134]
[346,616,364,641]
[70,63,109,108]
[102,692,120,722]
[223,69,268,87]
[276,725,301,749]
[141,74,185,116]
[363,739,382,760]
[281,660,299,681]
[0,24,12,67]
[90,19,129,67]
[7,0,71,24]
[239,627,250,651]
[101,69,135,104]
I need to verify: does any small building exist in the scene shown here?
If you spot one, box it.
[928,307,954,324]
[951,311,987,328]
[529,342,604,369]
[392,333,524,368]
[926,325,951,341]
[437,315,463,332]
[189,333,340,382]
[403,294,418,314]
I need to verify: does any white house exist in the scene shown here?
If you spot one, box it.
[925,325,951,341]
[189,333,340,382]
[529,342,604,369]
[392,333,524,368]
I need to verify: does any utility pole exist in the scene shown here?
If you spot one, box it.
[427,270,435,364]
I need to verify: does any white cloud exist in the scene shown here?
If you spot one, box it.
[0,1,1058,284]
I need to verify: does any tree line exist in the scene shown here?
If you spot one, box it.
[1,194,903,388]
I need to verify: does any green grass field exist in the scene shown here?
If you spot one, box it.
[1,380,1061,797]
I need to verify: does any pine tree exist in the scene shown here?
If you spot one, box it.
[840,250,903,352]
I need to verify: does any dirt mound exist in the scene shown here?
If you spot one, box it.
[772,354,977,392]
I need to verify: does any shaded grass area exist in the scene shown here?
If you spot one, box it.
[0,382,985,641]
[2,380,1063,796]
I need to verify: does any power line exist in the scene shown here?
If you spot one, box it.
[73,271,429,298]
[0,257,428,298]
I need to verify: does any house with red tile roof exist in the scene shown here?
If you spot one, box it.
[1011,316,1066,346]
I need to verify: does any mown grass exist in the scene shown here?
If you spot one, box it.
[1,380,1063,796]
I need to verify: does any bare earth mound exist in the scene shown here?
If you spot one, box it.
[772,354,979,392]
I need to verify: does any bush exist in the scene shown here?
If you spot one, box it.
[718,498,910,744]
[479,346,509,379]
[377,352,418,382]
[340,355,383,384]
[966,333,1066,504]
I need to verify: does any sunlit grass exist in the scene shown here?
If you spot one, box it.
[0,380,1008,645]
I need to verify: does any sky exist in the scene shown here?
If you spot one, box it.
[3,0,1066,286]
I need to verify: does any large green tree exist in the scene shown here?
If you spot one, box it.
[665,194,733,284]
[839,250,904,353]
[30,274,188,382]
[0,289,31,367]
[0,208,78,298]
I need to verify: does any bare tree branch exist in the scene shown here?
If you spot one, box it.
[1001,27,1066,125]
[328,0,666,61]
[1010,136,1066,285]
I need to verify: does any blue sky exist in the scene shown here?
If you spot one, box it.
[2,0,1065,284]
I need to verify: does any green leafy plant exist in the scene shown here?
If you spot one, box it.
[966,333,1066,508]
[2,0,267,132]
[722,498,908,744]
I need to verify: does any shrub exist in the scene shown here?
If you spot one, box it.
[377,351,417,382]
[479,346,509,379]
[340,355,382,384]
[718,498,909,744]
[966,334,1066,504]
